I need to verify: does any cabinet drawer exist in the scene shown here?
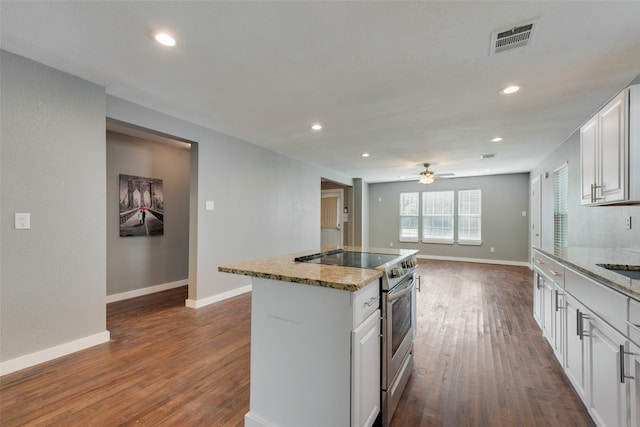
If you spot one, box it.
[565,266,628,334]
[629,299,640,346]
[533,251,565,286]
[353,280,380,327]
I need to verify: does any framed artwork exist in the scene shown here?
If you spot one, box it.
[119,174,164,237]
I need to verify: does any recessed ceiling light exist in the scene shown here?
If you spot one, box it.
[361,153,370,158]
[491,137,503,142]
[481,153,496,159]
[154,33,176,47]
[310,123,322,131]
[500,85,520,95]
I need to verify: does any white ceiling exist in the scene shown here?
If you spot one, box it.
[2,1,640,183]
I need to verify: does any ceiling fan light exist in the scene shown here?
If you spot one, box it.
[419,171,435,184]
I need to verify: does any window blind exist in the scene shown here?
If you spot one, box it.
[399,192,419,241]
[458,189,482,244]
[422,191,454,243]
[554,164,569,249]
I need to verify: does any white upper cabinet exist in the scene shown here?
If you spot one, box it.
[580,84,640,205]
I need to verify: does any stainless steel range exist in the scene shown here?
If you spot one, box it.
[294,248,418,426]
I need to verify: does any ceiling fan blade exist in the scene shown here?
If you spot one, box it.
[435,173,455,178]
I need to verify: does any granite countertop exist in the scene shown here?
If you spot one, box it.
[218,246,418,292]
[535,246,640,300]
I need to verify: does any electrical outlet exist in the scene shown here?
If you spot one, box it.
[15,213,30,229]
[490,247,495,253]
[389,242,394,247]
[626,216,632,230]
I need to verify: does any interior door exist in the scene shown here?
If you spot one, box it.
[531,175,542,251]
[321,189,343,247]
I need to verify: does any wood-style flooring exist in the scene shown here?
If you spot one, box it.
[0,260,594,426]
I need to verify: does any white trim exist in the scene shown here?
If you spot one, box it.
[457,240,483,246]
[417,253,530,267]
[0,331,110,376]
[106,279,188,303]
[422,238,454,244]
[185,284,252,309]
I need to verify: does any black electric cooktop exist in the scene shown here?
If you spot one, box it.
[294,249,398,269]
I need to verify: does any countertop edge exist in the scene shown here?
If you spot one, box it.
[217,266,384,292]
[534,247,639,300]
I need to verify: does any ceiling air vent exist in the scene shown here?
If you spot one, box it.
[490,20,538,55]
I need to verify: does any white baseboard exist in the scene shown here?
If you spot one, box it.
[0,331,110,377]
[185,284,252,309]
[106,279,188,303]
[416,254,530,268]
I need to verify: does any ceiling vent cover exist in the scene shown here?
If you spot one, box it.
[490,20,538,55]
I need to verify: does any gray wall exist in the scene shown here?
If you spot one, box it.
[106,97,353,303]
[106,131,190,296]
[1,51,107,361]
[368,173,530,263]
[1,49,354,366]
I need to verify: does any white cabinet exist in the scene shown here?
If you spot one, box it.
[580,84,640,205]
[532,251,637,426]
[541,274,555,343]
[552,283,565,362]
[352,310,381,427]
[533,271,543,329]
[628,343,640,427]
[246,277,380,427]
[564,292,588,401]
[585,314,628,427]
[532,250,565,359]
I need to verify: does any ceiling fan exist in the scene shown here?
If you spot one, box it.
[418,163,455,184]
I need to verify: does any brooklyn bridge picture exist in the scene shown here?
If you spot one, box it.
[119,174,164,237]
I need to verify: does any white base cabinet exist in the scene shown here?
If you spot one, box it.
[586,315,628,427]
[532,249,636,427]
[352,310,381,427]
[628,343,640,427]
[564,292,587,401]
[245,277,380,427]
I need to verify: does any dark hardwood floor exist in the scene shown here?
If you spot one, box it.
[0,260,594,426]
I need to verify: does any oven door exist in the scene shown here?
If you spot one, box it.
[382,273,415,388]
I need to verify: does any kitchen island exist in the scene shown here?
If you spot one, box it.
[219,247,415,427]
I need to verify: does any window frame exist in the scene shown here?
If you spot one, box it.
[421,190,455,244]
[399,192,419,242]
[457,189,482,245]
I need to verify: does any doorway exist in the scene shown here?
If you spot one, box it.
[321,189,344,247]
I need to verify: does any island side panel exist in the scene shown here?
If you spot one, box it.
[246,277,353,427]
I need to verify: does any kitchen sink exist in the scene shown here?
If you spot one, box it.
[596,263,640,280]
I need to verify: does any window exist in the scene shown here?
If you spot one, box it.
[422,191,454,243]
[458,189,482,245]
[399,192,419,241]
[554,163,569,250]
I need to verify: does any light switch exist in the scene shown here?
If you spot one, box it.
[205,201,215,211]
[15,213,30,229]
[522,211,527,217]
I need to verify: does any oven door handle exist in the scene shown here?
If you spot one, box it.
[388,281,414,302]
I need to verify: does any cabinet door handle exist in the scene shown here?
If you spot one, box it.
[417,275,421,292]
[364,296,379,307]
[550,270,561,277]
[620,345,637,383]
[626,321,640,331]
[555,290,564,312]
[578,311,589,340]
[590,184,604,203]
[576,309,581,337]
[535,259,543,265]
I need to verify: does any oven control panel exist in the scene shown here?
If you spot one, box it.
[387,257,418,278]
